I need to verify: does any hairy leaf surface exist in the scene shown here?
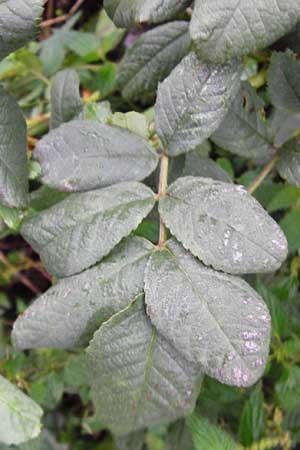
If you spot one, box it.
[13,237,153,350]
[0,0,43,60]
[21,182,156,277]
[145,240,271,387]
[268,50,300,114]
[104,0,191,27]
[267,109,300,148]
[0,375,43,445]
[35,120,158,192]
[50,69,83,129]
[118,21,190,103]
[184,154,232,183]
[159,177,287,274]
[212,83,274,161]
[278,139,300,187]
[87,298,202,435]
[0,86,28,207]
[155,52,242,156]
[190,0,300,63]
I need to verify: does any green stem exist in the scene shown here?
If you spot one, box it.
[158,154,169,248]
[248,153,279,195]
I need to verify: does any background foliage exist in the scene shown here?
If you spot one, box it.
[0,1,300,449]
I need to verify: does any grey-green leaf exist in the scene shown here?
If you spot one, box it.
[154,52,242,156]
[190,0,300,64]
[21,182,156,277]
[212,83,274,161]
[115,432,144,450]
[117,21,190,103]
[0,86,28,207]
[278,138,300,187]
[87,297,202,435]
[0,375,43,445]
[145,240,271,387]
[184,153,232,183]
[104,0,191,27]
[12,237,153,350]
[0,0,44,60]
[159,177,287,274]
[268,50,300,114]
[35,120,159,192]
[50,69,83,129]
[267,109,300,148]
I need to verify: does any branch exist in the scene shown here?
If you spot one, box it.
[247,154,279,195]
[0,252,41,295]
[41,0,84,28]
[158,154,169,248]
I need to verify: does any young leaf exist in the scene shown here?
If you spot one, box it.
[115,432,145,450]
[159,177,287,274]
[104,0,192,28]
[212,83,274,161]
[155,52,242,156]
[187,414,237,450]
[145,240,271,387]
[0,86,28,208]
[278,138,300,187]
[87,297,203,435]
[117,21,191,103]
[50,69,83,129]
[268,51,300,114]
[0,0,44,60]
[238,383,265,446]
[12,237,153,350]
[21,182,156,277]
[190,0,300,64]
[35,120,159,192]
[0,374,43,445]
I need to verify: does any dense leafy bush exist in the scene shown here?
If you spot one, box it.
[1,1,300,449]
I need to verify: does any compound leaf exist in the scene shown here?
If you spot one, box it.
[159,177,287,274]
[190,0,300,64]
[0,0,44,60]
[0,375,43,445]
[155,52,242,156]
[50,69,83,129]
[118,21,190,103]
[145,240,271,387]
[21,182,156,277]
[87,297,202,435]
[104,0,191,27]
[35,120,158,192]
[278,138,300,187]
[212,83,274,161]
[13,237,153,350]
[0,86,28,207]
[268,50,300,114]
